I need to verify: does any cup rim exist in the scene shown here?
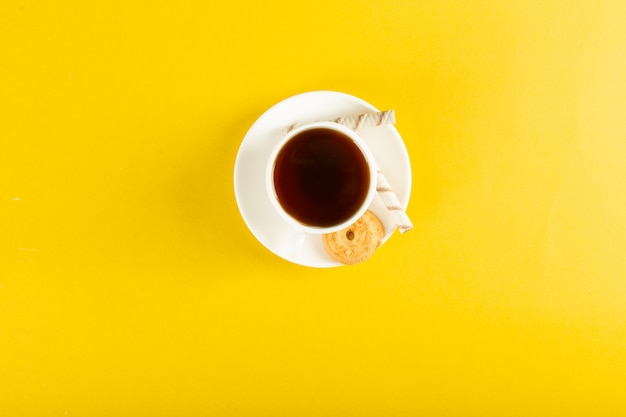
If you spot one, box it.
[266,121,378,235]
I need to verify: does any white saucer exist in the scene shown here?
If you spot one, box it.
[234,91,412,268]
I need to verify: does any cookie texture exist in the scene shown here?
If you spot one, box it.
[322,210,385,265]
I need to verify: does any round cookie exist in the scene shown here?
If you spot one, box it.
[322,210,385,265]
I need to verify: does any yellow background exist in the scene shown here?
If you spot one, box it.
[2,0,626,415]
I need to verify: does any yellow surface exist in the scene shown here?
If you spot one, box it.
[2,0,626,415]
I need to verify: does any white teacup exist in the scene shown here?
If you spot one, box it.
[266,121,377,258]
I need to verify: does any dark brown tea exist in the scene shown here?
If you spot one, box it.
[273,128,370,228]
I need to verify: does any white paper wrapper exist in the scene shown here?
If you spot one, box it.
[284,110,396,135]
[376,168,413,233]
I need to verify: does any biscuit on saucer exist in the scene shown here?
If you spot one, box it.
[322,210,384,265]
